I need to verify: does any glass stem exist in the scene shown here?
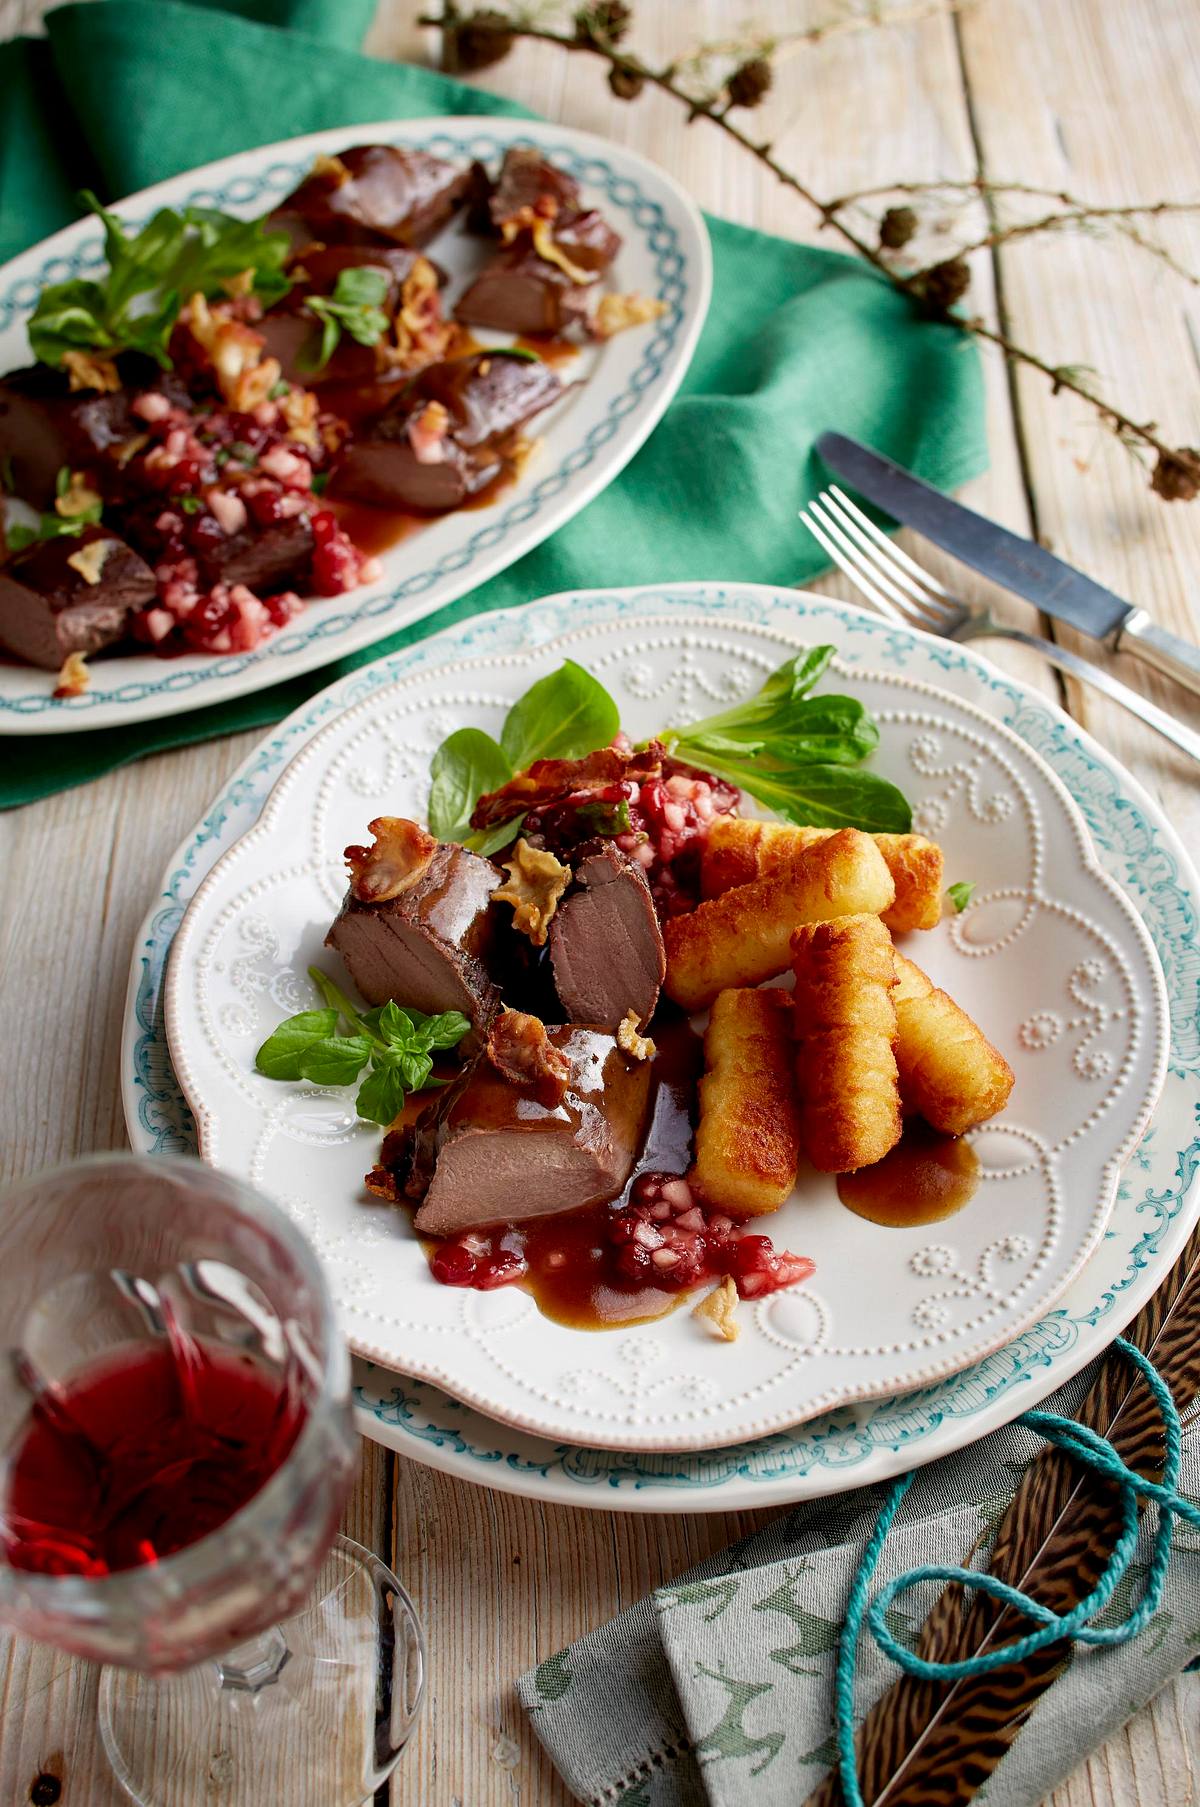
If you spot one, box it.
[215,1624,290,1693]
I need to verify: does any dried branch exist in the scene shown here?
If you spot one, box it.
[421,3,1200,500]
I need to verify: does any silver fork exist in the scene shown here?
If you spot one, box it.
[800,485,1200,765]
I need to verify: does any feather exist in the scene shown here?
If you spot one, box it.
[803,1217,1200,1807]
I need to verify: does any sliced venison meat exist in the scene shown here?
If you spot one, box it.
[549,844,665,1030]
[332,351,562,513]
[454,212,621,337]
[484,147,582,232]
[325,837,502,1043]
[0,361,190,509]
[0,525,156,668]
[257,247,449,387]
[270,146,472,251]
[407,1025,653,1236]
[122,504,314,595]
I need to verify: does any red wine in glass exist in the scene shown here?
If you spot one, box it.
[0,1153,426,1807]
[3,1338,307,1579]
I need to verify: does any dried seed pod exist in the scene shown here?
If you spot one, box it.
[1150,446,1200,502]
[879,204,918,250]
[608,60,646,100]
[575,1,632,43]
[726,56,773,108]
[442,8,514,73]
[919,257,972,312]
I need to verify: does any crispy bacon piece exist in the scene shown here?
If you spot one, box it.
[470,742,666,830]
[486,1010,571,1108]
[344,816,437,904]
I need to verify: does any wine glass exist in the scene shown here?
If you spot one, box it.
[0,1153,425,1807]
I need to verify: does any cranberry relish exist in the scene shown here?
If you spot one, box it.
[428,1172,814,1307]
[118,300,378,656]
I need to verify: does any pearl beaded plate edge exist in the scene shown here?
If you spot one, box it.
[0,118,709,732]
[153,588,1170,1454]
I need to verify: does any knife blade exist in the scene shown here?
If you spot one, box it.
[816,431,1200,699]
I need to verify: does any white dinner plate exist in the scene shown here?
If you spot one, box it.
[123,585,1199,1504]
[153,588,1169,1453]
[0,120,709,732]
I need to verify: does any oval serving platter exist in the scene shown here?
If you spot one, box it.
[158,594,1169,1453]
[0,119,709,733]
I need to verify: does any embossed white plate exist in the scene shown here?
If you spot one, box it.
[160,595,1169,1452]
[0,120,708,732]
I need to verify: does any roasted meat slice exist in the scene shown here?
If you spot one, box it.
[454,211,621,337]
[0,525,156,668]
[332,351,562,513]
[549,844,665,1030]
[405,1025,654,1236]
[0,362,189,509]
[325,830,502,1043]
[257,247,451,387]
[270,146,472,251]
[483,147,583,232]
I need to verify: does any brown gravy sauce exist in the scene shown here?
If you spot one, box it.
[514,333,581,369]
[837,1120,980,1227]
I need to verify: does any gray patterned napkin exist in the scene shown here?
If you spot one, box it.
[518,1366,1200,1806]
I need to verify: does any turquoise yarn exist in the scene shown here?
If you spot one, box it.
[835,1339,1200,1807]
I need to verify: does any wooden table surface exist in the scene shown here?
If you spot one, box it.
[2,0,1199,1801]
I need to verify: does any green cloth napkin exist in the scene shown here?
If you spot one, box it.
[518,1374,1200,1806]
[0,0,986,808]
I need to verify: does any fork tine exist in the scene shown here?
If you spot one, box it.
[819,490,952,628]
[806,496,932,626]
[826,486,958,611]
[798,504,910,625]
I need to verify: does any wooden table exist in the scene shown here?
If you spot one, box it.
[2,0,1199,1801]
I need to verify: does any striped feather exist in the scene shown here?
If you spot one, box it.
[803,1219,1200,1807]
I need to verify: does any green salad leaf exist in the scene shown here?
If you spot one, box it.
[297,266,391,374]
[27,191,292,372]
[426,644,914,849]
[254,968,470,1126]
[428,660,620,858]
[947,879,976,913]
[5,466,104,553]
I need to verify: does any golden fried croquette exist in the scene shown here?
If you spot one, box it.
[790,913,902,1172]
[893,953,1015,1135]
[701,817,944,933]
[664,828,894,1012]
[691,988,802,1216]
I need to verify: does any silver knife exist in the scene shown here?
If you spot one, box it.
[816,431,1200,700]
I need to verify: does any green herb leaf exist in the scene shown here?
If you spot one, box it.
[298,266,390,374]
[27,191,292,372]
[356,1060,409,1126]
[5,489,104,554]
[500,658,620,769]
[576,797,633,836]
[491,346,540,361]
[428,728,514,842]
[296,1035,372,1086]
[466,815,526,858]
[310,470,330,496]
[947,880,976,913]
[414,1010,472,1052]
[688,753,912,833]
[307,966,372,1038]
[179,495,203,514]
[255,1009,339,1080]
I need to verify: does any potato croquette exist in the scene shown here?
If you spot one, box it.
[892,953,1015,1135]
[701,817,944,934]
[791,913,902,1172]
[691,988,802,1215]
[664,828,895,1012]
